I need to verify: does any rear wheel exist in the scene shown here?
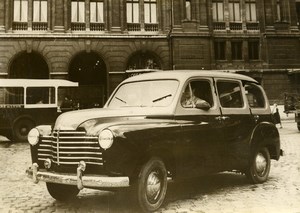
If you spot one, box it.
[136,157,167,212]
[246,147,270,184]
[13,118,35,142]
[46,183,79,201]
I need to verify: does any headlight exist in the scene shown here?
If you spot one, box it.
[28,128,40,146]
[98,129,114,150]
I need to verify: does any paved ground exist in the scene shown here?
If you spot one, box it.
[0,119,299,213]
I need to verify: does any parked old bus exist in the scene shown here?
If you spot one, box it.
[0,79,79,142]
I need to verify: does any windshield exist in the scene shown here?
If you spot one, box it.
[108,80,179,108]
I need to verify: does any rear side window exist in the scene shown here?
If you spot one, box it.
[217,81,243,108]
[244,83,265,108]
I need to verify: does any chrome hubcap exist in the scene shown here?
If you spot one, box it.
[255,153,267,175]
[146,171,161,203]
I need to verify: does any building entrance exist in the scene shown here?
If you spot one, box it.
[69,51,107,108]
[9,51,49,79]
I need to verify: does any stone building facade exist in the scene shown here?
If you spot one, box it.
[0,0,299,104]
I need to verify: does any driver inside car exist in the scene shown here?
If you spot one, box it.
[181,85,211,109]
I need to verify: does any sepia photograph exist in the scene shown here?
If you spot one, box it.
[0,0,300,212]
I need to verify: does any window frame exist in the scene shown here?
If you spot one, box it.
[231,41,243,61]
[13,0,28,22]
[71,0,86,23]
[144,0,157,24]
[229,0,241,22]
[216,79,245,110]
[245,0,257,22]
[248,40,260,61]
[212,0,224,22]
[33,0,48,22]
[244,82,266,109]
[126,0,140,24]
[214,40,226,61]
[90,0,104,23]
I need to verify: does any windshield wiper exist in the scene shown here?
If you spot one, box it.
[115,97,127,104]
[152,94,172,103]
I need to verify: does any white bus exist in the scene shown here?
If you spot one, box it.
[0,79,79,141]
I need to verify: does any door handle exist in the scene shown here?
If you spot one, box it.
[215,116,230,121]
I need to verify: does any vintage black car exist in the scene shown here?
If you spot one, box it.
[26,70,282,212]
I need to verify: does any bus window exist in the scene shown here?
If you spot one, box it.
[0,87,24,105]
[26,87,55,104]
[58,87,79,109]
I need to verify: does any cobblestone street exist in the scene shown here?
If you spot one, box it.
[0,120,299,213]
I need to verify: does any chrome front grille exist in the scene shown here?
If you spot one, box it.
[37,130,103,166]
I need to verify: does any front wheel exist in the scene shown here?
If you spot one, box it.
[246,147,271,184]
[297,122,300,131]
[46,182,79,201]
[136,157,167,212]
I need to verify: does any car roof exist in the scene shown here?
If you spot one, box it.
[0,79,78,87]
[123,70,258,83]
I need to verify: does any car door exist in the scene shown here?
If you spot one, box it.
[214,78,254,170]
[174,78,224,178]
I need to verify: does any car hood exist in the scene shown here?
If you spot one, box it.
[54,107,173,131]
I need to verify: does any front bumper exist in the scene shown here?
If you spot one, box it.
[26,162,130,190]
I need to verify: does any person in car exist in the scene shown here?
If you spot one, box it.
[181,86,211,109]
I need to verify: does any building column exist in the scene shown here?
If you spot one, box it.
[28,0,33,31]
[5,0,12,32]
[289,0,299,32]
[53,0,65,32]
[224,0,230,31]
[264,0,275,32]
[85,0,90,31]
[280,0,290,22]
[0,1,5,31]
[172,0,182,30]
[111,0,121,32]
[64,0,70,32]
[199,0,208,31]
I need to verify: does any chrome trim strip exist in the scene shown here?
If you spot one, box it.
[56,129,60,165]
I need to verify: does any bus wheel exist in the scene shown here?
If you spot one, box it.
[13,119,35,142]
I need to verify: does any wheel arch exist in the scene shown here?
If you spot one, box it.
[13,114,36,127]
[132,147,176,182]
[250,122,280,160]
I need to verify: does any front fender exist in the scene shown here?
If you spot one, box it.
[103,120,180,177]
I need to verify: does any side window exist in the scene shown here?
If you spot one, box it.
[26,87,55,104]
[217,81,243,108]
[181,80,213,108]
[0,87,24,105]
[244,83,265,108]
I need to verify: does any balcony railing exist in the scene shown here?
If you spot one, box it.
[12,22,28,30]
[127,23,141,31]
[229,22,242,30]
[71,22,86,31]
[32,22,48,31]
[90,23,105,31]
[213,22,226,30]
[145,23,158,31]
[246,22,259,31]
